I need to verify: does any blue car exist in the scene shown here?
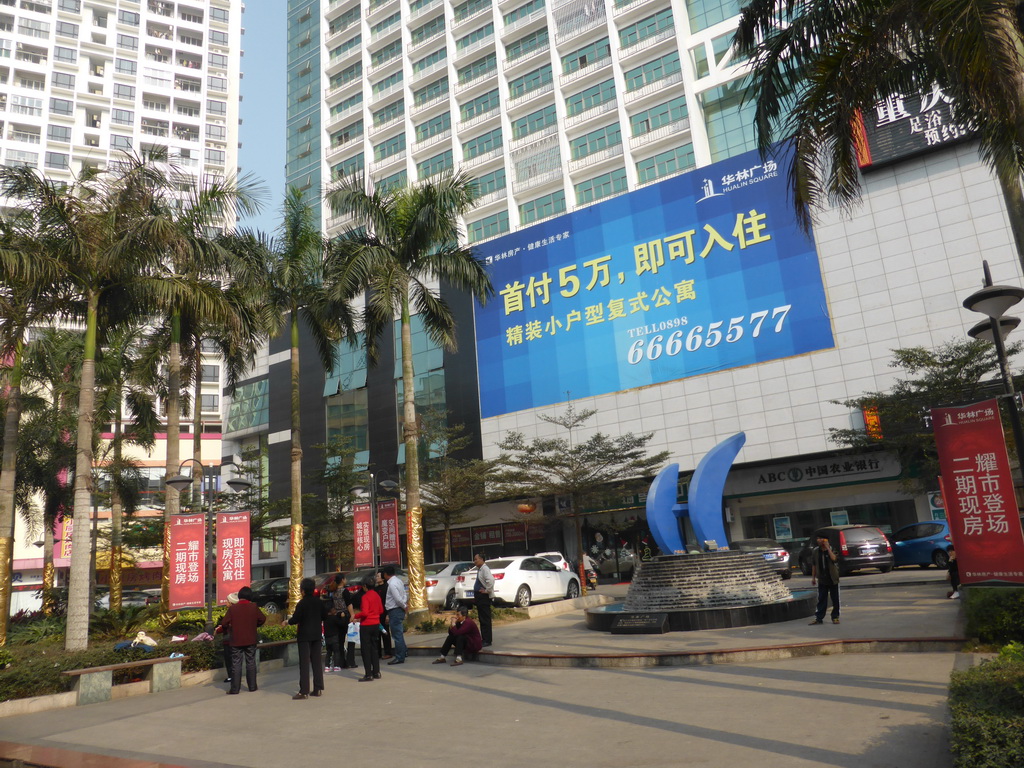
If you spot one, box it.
[890,521,952,568]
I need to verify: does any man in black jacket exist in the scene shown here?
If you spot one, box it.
[289,577,327,699]
[809,535,841,625]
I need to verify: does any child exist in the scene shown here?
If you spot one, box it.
[323,606,345,672]
[947,546,960,599]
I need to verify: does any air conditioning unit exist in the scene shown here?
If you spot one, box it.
[95,66,104,75]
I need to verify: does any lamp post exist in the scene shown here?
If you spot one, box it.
[963,260,1024,467]
[166,459,252,631]
[350,471,399,568]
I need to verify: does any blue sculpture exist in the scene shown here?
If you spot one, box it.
[644,432,746,554]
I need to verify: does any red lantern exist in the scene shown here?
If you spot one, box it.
[517,502,536,514]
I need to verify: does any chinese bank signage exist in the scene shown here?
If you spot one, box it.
[473,147,835,418]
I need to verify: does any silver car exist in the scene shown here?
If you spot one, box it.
[424,561,474,609]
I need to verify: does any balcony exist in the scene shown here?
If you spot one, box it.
[326,22,358,47]
[511,168,561,193]
[624,70,683,103]
[415,128,452,150]
[371,80,405,103]
[326,211,357,231]
[618,27,677,62]
[568,143,623,172]
[409,30,445,57]
[452,5,492,32]
[612,0,650,17]
[502,7,546,37]
[475,187,508,206]
[459,107,499,131]
[410,0,441,20]
[509,122,558,149]
[454,35,495,61]
[370,114,404,136]
[370,20,402,44]
[503,44,549,72]
[505,81,553,111]
[326,76,362,101]
[559,55,611,87]
[366,0,399,23]
[454,70,497,95]
[369,54,402,78]
[554,13,606,44]
[565,98,617,128]
[327,136,363,162]
[630,117,690,148]
[411,91,449,114]
[462,146,502,170]
[412,58,448,83]
[371,149,406,173]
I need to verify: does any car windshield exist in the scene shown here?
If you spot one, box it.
[250,579,273,590]
[425,563,450,575]
[539,555,561,563]
[487,559,514,569]
[843,527,883,543]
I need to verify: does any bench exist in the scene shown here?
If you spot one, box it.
[258,639,299,667]
[62,656,187,706]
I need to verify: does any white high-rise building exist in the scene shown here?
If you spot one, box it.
[0,0,242,183]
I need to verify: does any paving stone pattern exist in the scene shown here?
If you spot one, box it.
[623,552,793,611]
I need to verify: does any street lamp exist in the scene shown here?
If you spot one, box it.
[350,471,399,568]
[165,459,252,630]
[963,260,1024,466]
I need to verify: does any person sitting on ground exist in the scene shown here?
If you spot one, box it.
[432,606,482,666]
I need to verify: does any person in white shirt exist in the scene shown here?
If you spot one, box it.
[473,553,494,647]
[382,565,408,664]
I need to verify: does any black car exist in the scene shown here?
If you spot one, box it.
[797,525,894,576]
[730,538,792,579]
[249,577,290,614]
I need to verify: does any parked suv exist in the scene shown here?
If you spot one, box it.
[797,525,893,576]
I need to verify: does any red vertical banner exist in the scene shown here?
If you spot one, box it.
[353,502,374,568]
[58,518,73,561]
[216,511,251,605]
[932,399,1024,585]
[378,499,400,565]
[168,514,206,610]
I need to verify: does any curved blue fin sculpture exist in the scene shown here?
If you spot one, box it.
[645,432,746,554]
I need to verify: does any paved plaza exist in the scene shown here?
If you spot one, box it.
[0,572,965,768]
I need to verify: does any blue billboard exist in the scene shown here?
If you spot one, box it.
[473,147,835,419]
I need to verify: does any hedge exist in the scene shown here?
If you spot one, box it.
[949,656,1024,768]
[963,587,1024,645]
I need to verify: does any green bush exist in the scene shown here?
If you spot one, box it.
[257,623,297,643]
[950,657,1024,768]
[964,587,1024,644]
[7,615,66,646]
[415,617,448,634]
[0,648,13,669]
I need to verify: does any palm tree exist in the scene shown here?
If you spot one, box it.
[328,171,494,618]
[733,0,1024,273]
[225,188,362,613]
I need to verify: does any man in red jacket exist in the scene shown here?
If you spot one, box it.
[431,606,482,666]
[219,585,266,694]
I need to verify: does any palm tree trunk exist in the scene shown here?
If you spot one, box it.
[161,313,182,613]
[42,524,55,616]
[288,311,303,614]
[400,289,428,619]
[66,293,100,650]
[109,407,124,613]
[443,520,451,561]
[0,339,24,646]
[192,362,203,511]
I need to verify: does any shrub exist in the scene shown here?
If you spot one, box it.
[949,657,1024,768]
[90,606,161,640]
[964,588,1024,645]
[0,648,13,669]
[7,615,66,646]
[257,624,297,643]
[415,617,447,634]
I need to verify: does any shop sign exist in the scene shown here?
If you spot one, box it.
[727,452,900,496]
[503,523,526,544]
[472,525,502,547]
[932,400,1024,584]
[450,529,471,548]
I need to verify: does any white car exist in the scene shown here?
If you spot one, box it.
[456,556,581,608]
[424,561,474,609]
[536,551,571,571]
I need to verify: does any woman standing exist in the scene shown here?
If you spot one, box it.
[355,575,383,682]
[288,577,327,699]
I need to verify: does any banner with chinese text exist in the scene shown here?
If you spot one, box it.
[168,514,205,610]
[216,511,250,605]
[378,499,400,565]
[353,503,373,568]
[932,400,1024,585]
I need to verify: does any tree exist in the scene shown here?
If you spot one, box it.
[225,188,362,612]
[494,404,670,594]
[733,0,1024,274]
[828,339,1019,493]
[303,437,363,570]
[328,171,494,619]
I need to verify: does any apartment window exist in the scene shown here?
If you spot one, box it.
[47,97,71,115]
[201,364,219,383]
[413,46,447,74]
[570,123,621,160]
[44,152,69,170]
[454,0,489,21]
[631,96,689,136]
[0,40,9,58]
[416,149,453,180]
[575,168,627,204]
[374,133,406,161]
[372,70,403,96]
[508,65,552,98]
[519,190,565,224]
[332,153,364,179]
[636,144,695,183]
[117,34,138,50]
[205,148,225,164]
[201,394,219,412]
[51,72,75,89]
[371,38,402,67]
[55,21,78,38]
[114,58,136,75]
[53,46,76,63]
[457,53,496,85]
[6,149,38,168]
[688,0,743,33]
[117,10,140,26]
[504,0,545,26]
[333,62,362,88]
[210,7,229,23]
[207,75,227,91]
[18,75,45,91]
[376,169,407,193]
[179,32,202,46]
[369,11,400,37]
[47,125,72,142]
[413,76,447,105]
[701,78,757,161]
[460,88,500,121]
[467,210,509,243]
[114,83,136,100]
[209,30,228,46]
[619,8,674,48]
[565,79,615,116]
[373,99,403,126]
[506,27,548,61]
[415,111,451,142]
[207,100,227,115]
[58,0,80,10]
[209,53,228,68]
[511,104,556,140]
[8,126,39,144]
[18,18,49,38]
[561,37,610,74]
[110,134,132,150]
[410,15,444,46]
[331,120,363,147]
[463,128,502,159]
[456,23,493,52]
[624,51,681,91]
[111,108,133,125]
[473,167,506,196]
[206,123,226,139]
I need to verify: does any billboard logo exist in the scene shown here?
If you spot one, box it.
[696,178,723,203]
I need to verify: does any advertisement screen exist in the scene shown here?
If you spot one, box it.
[473,147,835,418]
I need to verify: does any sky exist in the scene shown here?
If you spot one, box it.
[237,2,287,236]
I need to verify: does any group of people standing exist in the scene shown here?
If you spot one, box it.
[216,553,496,699]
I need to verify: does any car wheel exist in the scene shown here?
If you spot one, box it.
[263,602,280,614]
[514,585,531,608]
[444,590,456,610]
[932,550,949,569]
[780,570,792,580]
[800,559,812,576]
[879,565,893,574]
[566,580,580,599]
